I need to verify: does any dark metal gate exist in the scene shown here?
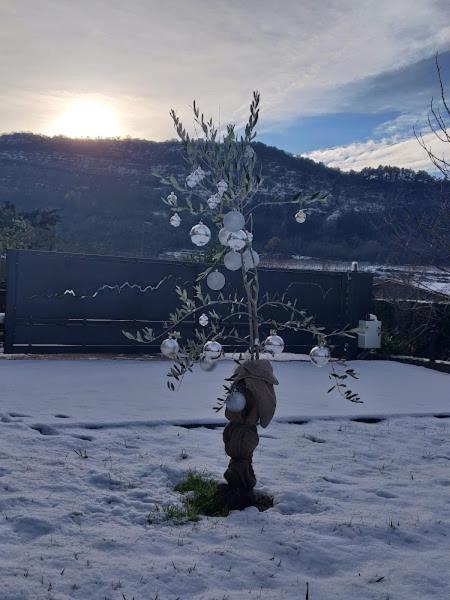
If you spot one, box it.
[4,250,372,355]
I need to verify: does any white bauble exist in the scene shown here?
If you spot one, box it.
[206,270,226,291]
[223,210,245,233]
[199,356,216,372]
[199,313,209,327]
[217,180,228,195]
[295,209,306,223]
[225,389,246,412]
[170,214,181,227]
[190,221,211,247]
[167,192,177,206]
[203,340,222,360]
[160,338,179,358]
[242,249,260,270]
[264,334,284,356]
[309,345,330,367]
[218,227,231,246]
[224,250,242,271]
[207,194,221,210]
[227,230,247,251]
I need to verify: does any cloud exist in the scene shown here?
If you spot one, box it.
[303,129,449,172]
[0,0,450,138]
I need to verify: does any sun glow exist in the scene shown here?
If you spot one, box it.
[48,99,122,138]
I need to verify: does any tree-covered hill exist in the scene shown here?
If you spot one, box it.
[0,133,446,263]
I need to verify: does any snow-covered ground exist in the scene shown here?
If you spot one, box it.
[0,358,449,427]
[1,358,449,599]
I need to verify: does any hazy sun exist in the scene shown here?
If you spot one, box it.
[48,99,122,138]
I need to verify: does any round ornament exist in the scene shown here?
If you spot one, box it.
[223,210,245,233]
[242,249,260,270]
[295,209,306,224]
[199,313,209,327]
[309,345,330,367]
[167,192,177,206]
[224,250,242,271]
[218,227,231,246]
[207,194,221,210]
[225,389,246,412]
[206,269,226,291]
[170,214,181,228]
[199,356,216,372]
[264,334,285,356]
[160,338,179,358]
[217,180,228,195]
[227,230,247,251]
[190,221,211,247]
[203,340,222,361]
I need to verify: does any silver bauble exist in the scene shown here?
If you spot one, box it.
[190,221,211,247]
[242,249,260,270]
[199,313,209,327]
[309,345,330,367]
[223,210,245,233]
[264,334,284,356]
[218,227,231,246]
[203,340,222,360]
[160,338,179,358]
[295,209,307,223]
[206,270,226,291]
[224,250,242,271]
[207,194,221,210]
[170,214,181,228]
[217,180,228,195]
[227,230,247,251]
[225,389,246,412]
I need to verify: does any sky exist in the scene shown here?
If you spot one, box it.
[1,0,450,172]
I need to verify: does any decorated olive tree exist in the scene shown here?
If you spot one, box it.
[125,92,360,509]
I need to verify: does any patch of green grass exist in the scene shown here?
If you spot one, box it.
[146,472,229,525]
[175,471,229,521]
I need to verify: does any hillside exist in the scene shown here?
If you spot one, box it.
[0,133,446,263]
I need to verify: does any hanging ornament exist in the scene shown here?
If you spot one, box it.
[160,338,179,358]
[169,214,181,228]
[166,192,177,206]
[190,221,211,246]
[199,313,209,327]
[223,210,245,233]
[242,249,260,270]
[218,227,231,246]
[309,345,330,367]
[227,230,247,251]
[207,193,221,210]
[186,167,206,188]
[224,250,242,271]
[295,209,307,224]
[199,356,217,372]
[225,389,246,412]
[203,340,222,360]
[244,230,254,243]
[206,269,226,291]
[217,180,228,195]
[264,334,285,356]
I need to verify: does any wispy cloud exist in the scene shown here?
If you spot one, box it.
[0,0,449,138]
[303,129,449,172]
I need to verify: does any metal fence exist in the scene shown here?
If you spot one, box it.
[4,249,373,355]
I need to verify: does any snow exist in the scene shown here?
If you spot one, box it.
[0,358,449,428]
[1,358,450,599]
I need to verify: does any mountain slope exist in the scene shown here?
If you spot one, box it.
[0,133,445,262]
